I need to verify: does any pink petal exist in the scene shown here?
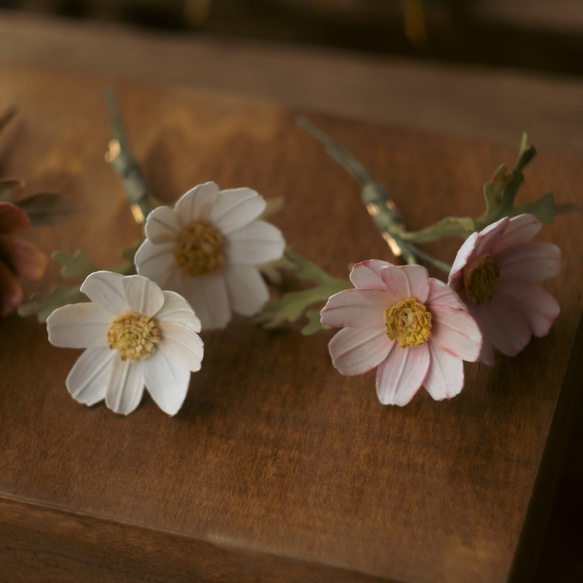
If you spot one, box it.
[80,271,129,315]
[66,347,115,406]
[449,232,479,287]
[471,294,532,357]
[478,337,495,366]
[376,343,430,406]
[380,264,430,303]
[349,259,391,290]
[321,288,388,328]
[496,280,560,337]
[144,206,181,244]
[182,271,231,330]
[106,358,145,415]
[174,182,220,226]
[424,345,464,401]
[430,305,482,362]
[223,263,269,316]
[210,188,266,235]
[134,240,175,289]
[0,234,48,280]
[427,278,467,311]
[473,216,509,257]
[143,351,191,416]
[492,214,541,254]
[0,201,29,233]
[497,242,561,282]
[328,326,391,376]
[227,220,285,265]
[0,259,22,316]
[121,274,165,317]
[47,302,111,348]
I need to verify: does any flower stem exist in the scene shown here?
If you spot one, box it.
[104,90,158,224]
[296,116,450,273]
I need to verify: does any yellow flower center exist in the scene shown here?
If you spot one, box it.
[384,297,432,348]
[174,219,225,277]
[463,254,500,304]
[107,313,161,361]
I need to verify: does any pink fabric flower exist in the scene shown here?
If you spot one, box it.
[0,202,48,317]
[320,260,482,406]
[448,214,561,365]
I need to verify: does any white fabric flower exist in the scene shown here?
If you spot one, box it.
[47,271,204,416]
[134,182,285,330]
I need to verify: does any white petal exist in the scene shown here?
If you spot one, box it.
[66,347,115,406]
[106,358,145,415]
[159,327,204,372]
[349,259,391,290]
[134,240,175,289]
[424,345,464,401]
[174,182,220,225]
[320,289,387,328]
[157,290,201,332]
[143,351,191,416]
[376,343,430,406]
[144,205,181,244]
[227,221,285,265]
[380,264,429,304]
[182,271,231,330]
[210,188,266,235]
[158,293,204,371]
[47,303,111,348]
[492,214,541,254]
[328,326,391,376]
[430,305,482,362]
[497,242,561,282]
[121,274,165,317]
[224,263,269,316]
[80,271,128,314]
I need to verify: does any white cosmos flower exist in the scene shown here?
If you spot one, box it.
[46,271,204,416]
[134,182,285,330]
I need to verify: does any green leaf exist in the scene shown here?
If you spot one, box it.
[511,192,579,224]
[257,253,297,285]
[397,216,475,244]
[18,284,86,322]
[256,249,351,331]
[482,164,510,217]
[0,178,25,203]
[301,309,328,335]
[53,250,98,279]
[15,192,82,226]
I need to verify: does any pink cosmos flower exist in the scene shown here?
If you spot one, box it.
[320,260,482,406]
[0,201,48,317]
[448,213,561,365]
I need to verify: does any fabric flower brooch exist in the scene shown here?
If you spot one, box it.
[321,261,482,405]
[47,271,204,415]
[21,95,573,414]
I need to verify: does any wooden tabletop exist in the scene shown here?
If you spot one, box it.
[1,12,582,583]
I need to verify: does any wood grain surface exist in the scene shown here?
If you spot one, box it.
[3,12,583,158]
[0,59,582,582]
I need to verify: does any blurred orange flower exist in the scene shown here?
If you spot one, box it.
[0,201,48,316]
